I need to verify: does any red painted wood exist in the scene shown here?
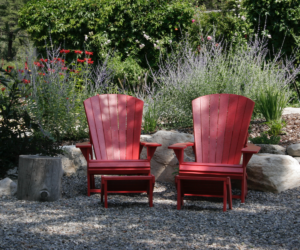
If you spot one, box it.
[209,94,220,163]
[99,94,114,159]
[132,99,144,159]
[200,95,210,163]
[175,176,232,211]
[126,96,136,160]
[108,94,120,160]
[118,94,127,160]
[222,94,239,164]
[233,99,255,163]
[215,94,230,163]
[227,96,247,164]
[192,97,202,162]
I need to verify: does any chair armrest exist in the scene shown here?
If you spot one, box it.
[140,142,162,161]
[76,142,92,148]
[241,143,260,154]
[168,142,194,150]
[140,142,162,147]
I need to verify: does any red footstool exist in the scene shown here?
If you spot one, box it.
[175,176,233,211]
[101,175,155,208]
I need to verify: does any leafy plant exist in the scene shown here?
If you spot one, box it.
[18,0,195,69]
[255,85,290,122]
[143,100,159,134]
[265,120,286,137]
[0,67,62,177]
[249,132,280,145]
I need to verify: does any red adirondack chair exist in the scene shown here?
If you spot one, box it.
[168,94,260,203]
[76,94,161,196]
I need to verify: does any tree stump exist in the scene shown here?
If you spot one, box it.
[17,155,63,201]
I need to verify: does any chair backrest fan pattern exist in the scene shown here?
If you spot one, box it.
[84,94,143,160]
[192,94,254,165]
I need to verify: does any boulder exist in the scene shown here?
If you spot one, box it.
[247,153,300,193]
[0,178,17,196]
[282,107,300,115]
[287,143,300,157]
[255,144,286,155]
[60,146,87,176]
[293,157,300,164]
[140,131,195,182]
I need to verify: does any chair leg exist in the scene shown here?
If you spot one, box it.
[228,180,232,210]
[87,173,91,197]
[177,180,181,210]
[101,183,104,203]
[223,182,227,212]
[241,177,246,203]
[91,175,95,189]
[104,183,108,208]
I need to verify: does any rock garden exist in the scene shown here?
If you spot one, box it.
[1,0,300,249]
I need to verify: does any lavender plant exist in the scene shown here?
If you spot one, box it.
[150,35,300,127]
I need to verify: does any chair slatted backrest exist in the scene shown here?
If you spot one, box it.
[84,94,143,160]
[192,94,254,165]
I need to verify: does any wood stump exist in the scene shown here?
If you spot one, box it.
[17,155,63,201]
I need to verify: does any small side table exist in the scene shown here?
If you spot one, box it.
[175,176,232,211]
[101,175,155,208]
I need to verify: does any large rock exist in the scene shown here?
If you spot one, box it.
[247,153,300,193]
[256,144,286,155]
[287,143,300,157]
[140,131,195,182]
[0,178,17,196]
[60,146,87,176]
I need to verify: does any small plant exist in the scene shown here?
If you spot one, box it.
[255,85,290,122]
[249,132,280,145]
[0,67,62,177]
[265,120,286,137]
[143,101,159,134]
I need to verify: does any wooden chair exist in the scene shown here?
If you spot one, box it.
[168,94,260,203]
[76,94,161,196]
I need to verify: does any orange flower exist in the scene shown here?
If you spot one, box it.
[175,28,178,31]
[1,87,5,92]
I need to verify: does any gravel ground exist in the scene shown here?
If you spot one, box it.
[1,175,300,250]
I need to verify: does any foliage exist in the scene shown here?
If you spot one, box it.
[242,0,300,60]
[18,0,195,69]
[21,44,113,141]
[143,100,159,134]
[249,132,280,145]
[0,0,29,60]
[255,84,290,122]
[148,35,300,128]
[265,120,286,137]
[0,67,62,177]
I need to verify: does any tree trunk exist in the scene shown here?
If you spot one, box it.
[7,32,13,60]
[17,155,63,201]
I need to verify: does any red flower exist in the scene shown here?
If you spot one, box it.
[66,97,69,100]
[22,79,30,84]
[87,61,94,64]
[25,61,28,70]
[38,73,46,76]
[85,51,93,55]
[40,59,48,62]
[84,58,92,61]
[47,68,55,73]
[60,49,70,54]
[74,50,83,54]
[8,66,14,69]
[1,87,5,92]
[61,67,68,70]
[215,43,219,47]
[77,59,84,63]
[18,69,24,73]
[245,34,247,39]
[5,69,11,73]
[59,73,65,75]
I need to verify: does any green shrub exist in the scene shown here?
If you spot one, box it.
[255,85,289,122]
[242,0,300,59]
[249,133,280,145]
[18,0,194,69]
[265,120,286,137]
[0,67,62,177]
[143,100,159,134]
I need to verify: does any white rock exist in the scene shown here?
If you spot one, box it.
[60,146,87,176]
[287,143,300,156]
[255,144,286,155]
[247,153,300,193]
[140,131,195,182]
[293,157,300,164]
[282,107,300,115]
[0,178,17,196]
